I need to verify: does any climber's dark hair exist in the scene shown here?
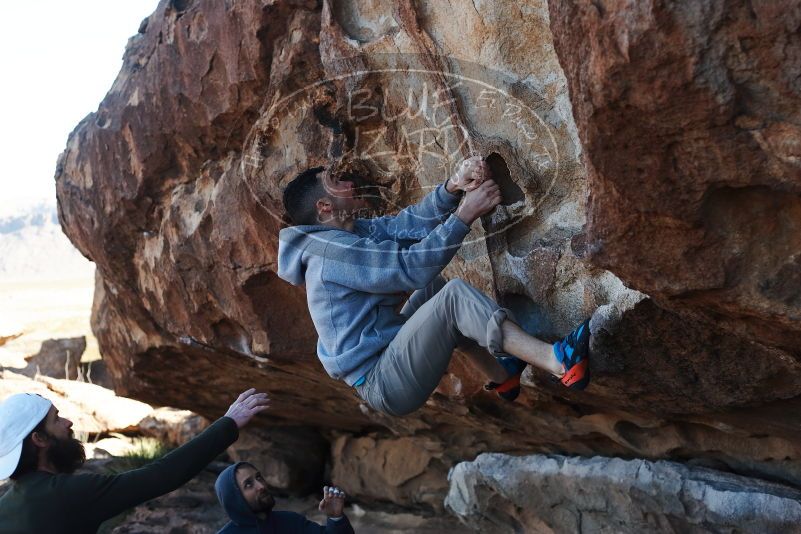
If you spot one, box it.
[283,166,327,226]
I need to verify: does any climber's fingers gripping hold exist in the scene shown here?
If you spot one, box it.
[456,179,503,224]
[451,156,490,192]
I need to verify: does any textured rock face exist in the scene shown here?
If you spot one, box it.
[55,0,801,519]
[446,453,801,534]
[547,1,801,351]
[331,435,449,508]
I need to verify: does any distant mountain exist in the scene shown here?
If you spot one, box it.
[0,204,94,280]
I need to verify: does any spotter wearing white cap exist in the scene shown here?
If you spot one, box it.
[0,393,52,479]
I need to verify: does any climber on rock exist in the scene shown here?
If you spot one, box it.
[215,461,354,534]
[277,156,591,417]
[0,388,270,533]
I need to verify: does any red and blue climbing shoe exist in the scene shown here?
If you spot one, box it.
[484,355,528,402]
[553,318,591,390]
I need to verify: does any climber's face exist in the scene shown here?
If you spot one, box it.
[317,172,368,221]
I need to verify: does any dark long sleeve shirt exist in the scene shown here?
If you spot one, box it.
[0,416,239,534]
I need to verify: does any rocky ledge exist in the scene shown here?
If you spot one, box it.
[446,453,801,534]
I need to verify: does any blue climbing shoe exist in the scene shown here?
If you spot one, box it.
[553,319,591,390]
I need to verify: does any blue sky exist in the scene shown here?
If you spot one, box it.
[0,0,158,217]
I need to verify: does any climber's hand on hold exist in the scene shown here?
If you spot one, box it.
[448,155,490,193]
[456,179,502,225]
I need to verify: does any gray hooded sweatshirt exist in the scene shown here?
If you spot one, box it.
[277,182,469,385]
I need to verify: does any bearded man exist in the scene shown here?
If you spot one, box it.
[0,389,269,533]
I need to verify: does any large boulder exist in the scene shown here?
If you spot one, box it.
[331,435,448,509]
[54,0,801,515]
[446,453,801,534]
[21,337,86,380]
[546,0,801,351]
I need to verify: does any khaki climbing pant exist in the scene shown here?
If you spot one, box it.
[355,277,512,416]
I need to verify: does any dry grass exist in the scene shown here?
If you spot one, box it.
[104,437,172,474]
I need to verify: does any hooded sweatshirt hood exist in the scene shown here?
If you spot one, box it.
[276,225,334,287]
[215,462,261,532]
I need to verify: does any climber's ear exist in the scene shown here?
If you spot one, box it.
[316,197,333,217]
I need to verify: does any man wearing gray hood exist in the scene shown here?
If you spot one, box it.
[277,157,592,417]
[215,461,354,533]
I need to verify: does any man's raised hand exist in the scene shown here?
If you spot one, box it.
[224,388,270,429]
[318,486,346,518]
[455,178,503,225]
[448,155,491,192]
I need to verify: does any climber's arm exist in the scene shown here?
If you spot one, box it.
[357,156,490,242]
